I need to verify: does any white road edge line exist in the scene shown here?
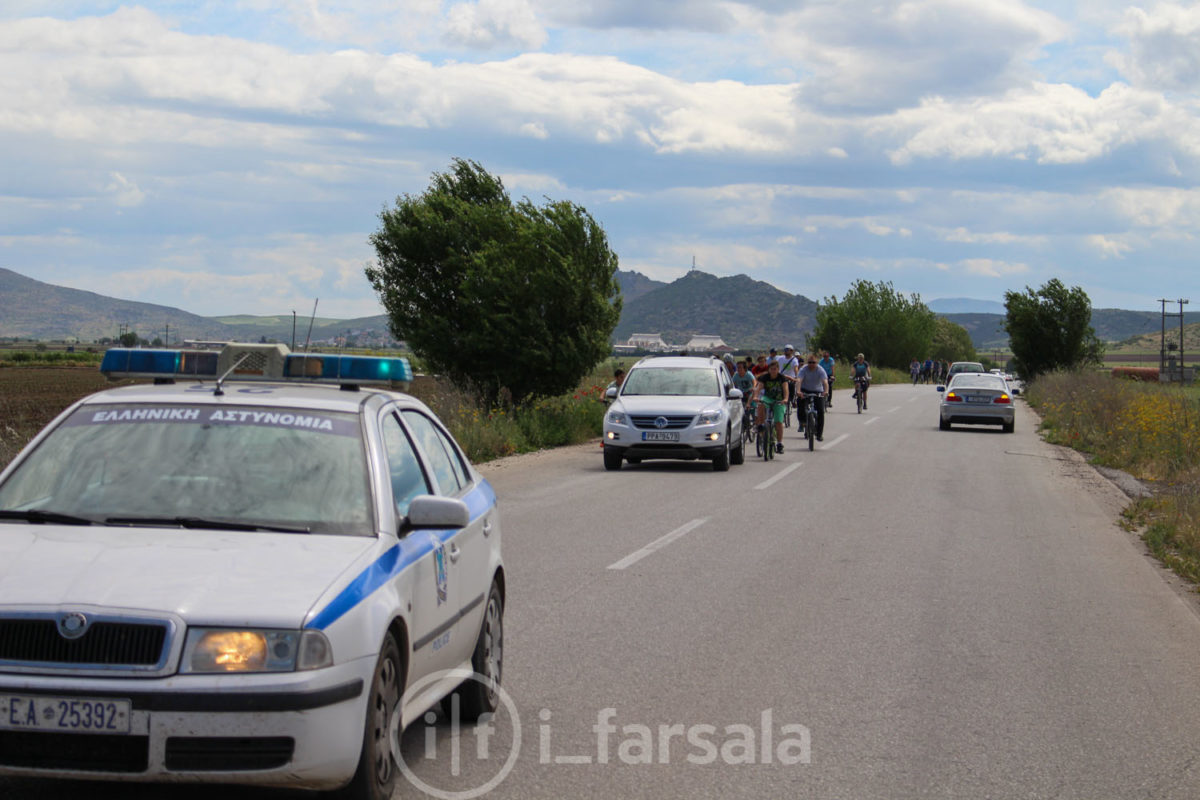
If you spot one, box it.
[821,433,849,450]
[865,417,880,426]
[754,462,802,491]
[608,518,709,570]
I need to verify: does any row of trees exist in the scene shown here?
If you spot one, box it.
[367,160,1101,406]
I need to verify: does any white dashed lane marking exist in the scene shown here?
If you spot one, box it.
[821,433,849,451]
[608,518,709,570]
[755,462,802,491]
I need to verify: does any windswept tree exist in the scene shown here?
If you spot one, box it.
[930,317,977,363]
[808,280,936,369]
[1003,279,1103,379]
[366,159,621,406]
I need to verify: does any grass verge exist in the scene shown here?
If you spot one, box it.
[1027,370,1200,587]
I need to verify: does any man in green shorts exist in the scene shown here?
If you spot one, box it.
[754,357,790,454]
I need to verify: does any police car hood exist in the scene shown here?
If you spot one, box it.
[615,395,727,415]
[0,526,377,628]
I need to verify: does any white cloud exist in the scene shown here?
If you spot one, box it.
[445,0,547,49]
[960,258,1030,277]
[1087,234,1134,258]
[1109,3,1200,91]
[105,172,145,207]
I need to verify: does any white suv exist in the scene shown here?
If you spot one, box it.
[603,356,745,471]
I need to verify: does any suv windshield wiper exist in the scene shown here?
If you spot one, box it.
[0,509,95,526]
[105,516,311,534]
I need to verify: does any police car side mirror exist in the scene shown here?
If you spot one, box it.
[727,387,743,400]
[404,495,469,532]
[605,387,618,400]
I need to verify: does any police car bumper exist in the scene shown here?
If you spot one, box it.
[0,657,374,788]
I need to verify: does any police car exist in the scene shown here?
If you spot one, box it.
[0,344,505,798]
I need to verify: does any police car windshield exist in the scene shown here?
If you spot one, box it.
[621,368,719,397]
[0,403,373,536]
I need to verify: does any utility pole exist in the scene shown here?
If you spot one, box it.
[1157,298,1189,380]
[292,310,297,350]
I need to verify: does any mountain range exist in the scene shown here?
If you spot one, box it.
[3,266,1196,351]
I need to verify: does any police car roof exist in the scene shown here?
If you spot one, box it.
[77,381,414,415]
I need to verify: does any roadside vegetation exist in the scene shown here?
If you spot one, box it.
[0,349,103,367]
[1028,370,1200,585]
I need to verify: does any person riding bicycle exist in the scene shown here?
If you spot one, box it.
[797,354,829,441]
[732,360,756,414]
[910,357,920,385]
[851,353,873,409]
[754,358,790,454]
[818,350,836,408]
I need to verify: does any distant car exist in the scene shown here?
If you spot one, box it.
[603,355,745,471]
[0,344,505,797]
[937,372,1015,432]
[943,361,987,385]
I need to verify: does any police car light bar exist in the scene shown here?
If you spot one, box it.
[101,344,413,387]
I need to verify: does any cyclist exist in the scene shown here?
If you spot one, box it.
[922,357,933,384]
[910,357,920,385]
[797,354,829,441]
[732,360,756,413]
[851,353,873,409]
[818,350,836,409]
[752,353,770,376]
[754,358,790,454]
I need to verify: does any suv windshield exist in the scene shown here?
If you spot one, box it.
[621,367,719,397]
[0,403,373,536]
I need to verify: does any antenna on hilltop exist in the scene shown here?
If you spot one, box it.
[691,255,697,272]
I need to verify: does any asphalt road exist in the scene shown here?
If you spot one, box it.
[7,382,1200,798]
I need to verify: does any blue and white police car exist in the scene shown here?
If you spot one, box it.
[0,344,504,798]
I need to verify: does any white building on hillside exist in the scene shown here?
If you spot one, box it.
[627,333,670,351]
[684,334,729,352]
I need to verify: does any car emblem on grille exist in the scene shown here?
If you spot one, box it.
[654,416,668,429]
[57,612,89,640]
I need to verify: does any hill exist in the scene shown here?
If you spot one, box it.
[1110,320,1200,353]
[0,268,237,342]
[616,270,667,304]
[928,298,1005,314]
[614,271,818,351]
[938,308,1200,350]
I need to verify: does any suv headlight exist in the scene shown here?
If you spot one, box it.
[181,628,333,673]
[607,409,628,425]
[697,409,724,426]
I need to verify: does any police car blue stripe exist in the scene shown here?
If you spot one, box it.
[305,480,496,631]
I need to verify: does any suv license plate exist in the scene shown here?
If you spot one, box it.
[642,431,680,442]
[0,695,131,735]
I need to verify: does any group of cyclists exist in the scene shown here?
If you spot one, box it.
[910,357,949,385]
[724,346,872,455]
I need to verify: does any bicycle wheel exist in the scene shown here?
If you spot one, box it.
[856,385,863,414]
[755,422,764,457]
[807,408,815,451]
[764,419,773,461]
[783,400,791,428]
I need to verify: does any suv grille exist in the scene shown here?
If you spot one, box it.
[630,415,693,430]
[0,618,168,668]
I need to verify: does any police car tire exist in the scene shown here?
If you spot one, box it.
[455,582,504,723]
[603,448,623,471]
[338,633,401,800]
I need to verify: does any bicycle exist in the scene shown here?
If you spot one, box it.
[800,391,822,451]
[825,375,834,409]
[757,397,780,461]
[742,402,756,448]
[854,376,869,413]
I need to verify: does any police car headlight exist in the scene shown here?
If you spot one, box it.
[607,409,627,425]
[182,629,333,673]
[697,409,724,426]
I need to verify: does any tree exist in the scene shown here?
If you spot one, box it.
[807,280,936,369]
[366,159,621,406]
[117,332,138,347]
[930,317,977,363]
[1003,279,1103,378]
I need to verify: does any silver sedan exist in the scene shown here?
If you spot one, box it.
[937,373,1015,433]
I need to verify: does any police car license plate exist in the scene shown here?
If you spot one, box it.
[642,431,680,442]
[0,694,131,734]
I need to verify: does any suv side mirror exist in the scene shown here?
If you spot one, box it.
[727,387,743,400]
[605,386,618,400]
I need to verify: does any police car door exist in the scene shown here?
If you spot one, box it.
[379,410,462,676]
[401,409,481,670]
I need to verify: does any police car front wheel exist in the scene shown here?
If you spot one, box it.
[337,633,401,800]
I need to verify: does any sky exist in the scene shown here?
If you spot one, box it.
[2,1,1199,318]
